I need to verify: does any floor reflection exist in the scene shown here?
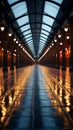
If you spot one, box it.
[40,65,73,123]
[0,66,34,128]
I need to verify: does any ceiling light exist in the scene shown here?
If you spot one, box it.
[58,34,61,38]
[16,41,18,44]
[2,48,4,51]
[8,33,12,37]
[18,44,21,46]
[64,27,68,32]
[0,27,5,31]
[66,36,70,39]
[7,50,9,52]
[14,50,16,52]
[54,39,57,42]
[52,43,54,46]
[60,42,63,45]
[13,38,16,41]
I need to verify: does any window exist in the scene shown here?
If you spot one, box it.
[12,2,27,18]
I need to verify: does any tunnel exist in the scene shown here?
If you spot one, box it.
[0,0,73,130]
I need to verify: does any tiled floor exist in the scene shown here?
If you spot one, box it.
[0,65,73,130]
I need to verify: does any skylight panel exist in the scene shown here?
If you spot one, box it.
[17,16,29,26]
[40,38,47,42]
[20,25,30,32]
[7,0,19,5]
[40,41,45,44]
[39,42,45,45]
[28,42,33,45]
[41,29,49,36]
[40,36,47,41]
[25,37,32,42]
[51,0,63,4]
[23,30,31,35]
[40,33,48,39]
[42,24,51,32]
[44,1,60,18]
[27,40,33,43]
[43,15,54,26]
[11,2,27,18]
[25,34,32,39]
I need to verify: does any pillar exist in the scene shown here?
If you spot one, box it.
[16,45,19,68]
[10,35,14,70]
[69,16,73,71]
[61,29,66,70]
[2,28,8,71]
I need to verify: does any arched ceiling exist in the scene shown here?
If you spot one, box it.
[1,0,73,59]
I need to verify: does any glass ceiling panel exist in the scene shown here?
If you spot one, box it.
[24,34,32,39]
[40,41,45,44]
[41,29,49,36]
[17,16,29,26]
[39,45,45,48]
[44,1,60,18]
[40,38,47,42]
[11,2,27,18]
[7,0,19,5]
[28,42,33,45]
[20,25,30,32]
[42,24,51,32]
[40,37,47,41]
[26,38,32,42]
[27,40,33,43]
[39,42,45,45]
[43,15,54,26]
[51,0,63,4]
[23,30,31,35]
[40,33,48,39]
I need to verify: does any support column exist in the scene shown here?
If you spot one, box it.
[10,36,14,70]
[61,29,66,70]
[69,16,73,71]
[16,45,19,68]
[3,28,8,71]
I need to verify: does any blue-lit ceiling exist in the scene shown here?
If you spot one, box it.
[7,0,63,58]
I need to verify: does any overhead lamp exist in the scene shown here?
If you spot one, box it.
[8,33,12,37]
[2,48,4,51]
[50,45,52,48]
[16,40,18,44]
[64,27,68,32]
[13,38,16,41]
[23,48,24,51]
[0,27,5,31]
[52,43,54,46]
[60,42,63,45]
[66,36,70,39]
[0,40,1,43]
[7,50,9,52]
[65,48,67,51]
[18,44,21,46]
[14,49,16,52]
[54,39,57,42]
[13,53,16,56]
[58,34,61,38]
[56,54,57,57]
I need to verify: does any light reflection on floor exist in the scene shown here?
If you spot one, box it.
[40,65,73,120]
[0,65,73,130]
[0,65,34,127]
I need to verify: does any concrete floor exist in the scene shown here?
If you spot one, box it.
[0,65,73,130]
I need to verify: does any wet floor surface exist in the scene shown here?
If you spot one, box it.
[0,65,73,130]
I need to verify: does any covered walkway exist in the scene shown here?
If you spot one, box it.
[0,0,73,130]
[0,65,73,130]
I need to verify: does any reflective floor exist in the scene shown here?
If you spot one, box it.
[0,65,73,130]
